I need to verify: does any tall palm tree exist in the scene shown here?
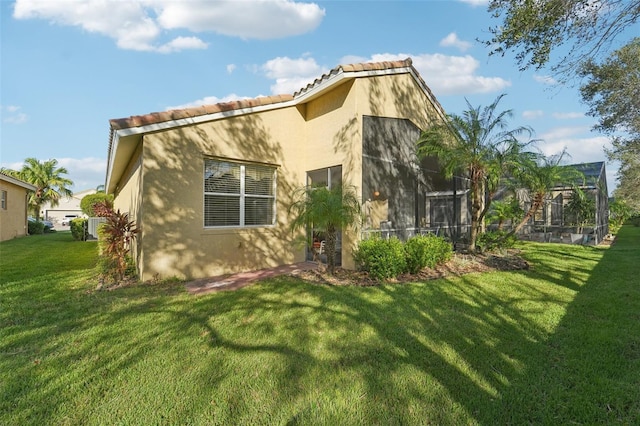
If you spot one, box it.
[5,158,73,220]
[510,151,584,235]
[417,94,535,251]
[289,184,361,274]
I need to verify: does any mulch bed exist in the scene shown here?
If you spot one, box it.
[293,250,530,287]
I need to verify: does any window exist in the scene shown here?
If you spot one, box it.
[204,159,276,227]
[430,198,450,226]
[1,191,6,210]
[306,165,342,188]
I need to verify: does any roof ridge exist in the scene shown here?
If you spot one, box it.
[110,57,418,131]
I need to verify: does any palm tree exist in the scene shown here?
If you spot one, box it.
[289,184,361,274]
[417,94,535,251]
[5,158,73,220]
[510,151,584,235]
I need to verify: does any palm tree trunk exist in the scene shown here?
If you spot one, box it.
[511,194,543,236]
[469,179,483,251]
[325,225,337,274]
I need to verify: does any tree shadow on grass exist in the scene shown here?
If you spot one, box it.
[5,230,639,424]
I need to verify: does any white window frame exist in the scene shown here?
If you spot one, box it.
[203,159,276,228]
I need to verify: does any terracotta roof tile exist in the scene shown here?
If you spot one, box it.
[110,94,294,131]
[109,58,417,131]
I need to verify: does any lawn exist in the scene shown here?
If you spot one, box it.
[1,227,639,425]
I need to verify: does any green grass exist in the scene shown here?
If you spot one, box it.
[1,228,639,425]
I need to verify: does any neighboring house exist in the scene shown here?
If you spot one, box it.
[514,161,609,244]
[106,58,468,281]
[0,172,37,241]
[41,188,95,225]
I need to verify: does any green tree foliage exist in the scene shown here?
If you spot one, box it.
[609,198,634,234]
[580,39,640,210]
[486,0,640,76]
[580,38,640,137]
[1,158,73,220]
[80,192,114,216]
[289,184,361,274]
[511,151,584,235]
[609,139,640,211]
[417,94,536,251]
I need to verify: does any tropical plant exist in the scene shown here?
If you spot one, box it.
[417,94,536,251]
[510,151,584,235]
[564,187,595,233]
[99,208,139,285]
[289,184,361,274]
[1,158,73,220]
[486,197,524,230]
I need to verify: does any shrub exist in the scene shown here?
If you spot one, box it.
[404,234,453,273]
[631,215,640,227]
[80,193,114,217]
[353,237,406,281]
[476,230,517,253]
[99,209,139,285]
[70,218,88,241]
[28,220,44,235]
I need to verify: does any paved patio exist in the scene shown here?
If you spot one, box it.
[185,261,319,295]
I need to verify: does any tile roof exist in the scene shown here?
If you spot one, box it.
[109,57,437,132]
[0,171,37,190]
[110,94,293,131]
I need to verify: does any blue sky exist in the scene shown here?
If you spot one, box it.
[1,0,622,194]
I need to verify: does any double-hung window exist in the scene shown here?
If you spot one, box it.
[204,159,276,227]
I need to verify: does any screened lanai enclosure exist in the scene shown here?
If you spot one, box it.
[360,116,471,245]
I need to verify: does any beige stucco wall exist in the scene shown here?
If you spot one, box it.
[0,180,30,241]
[113,142,144,271]
[114,71,447,281]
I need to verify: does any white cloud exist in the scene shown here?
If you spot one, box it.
[439,32,472,52]
[523,110,544,119]
[156,36,208,54]
[261,56,328,94]
[552,112,584,120]
[533,74,558,85]
[13,0,324,52]
[539,126,611,165]
[165,94,255,111]
[347,53,511,95]
[458,0,489,6]
[56,157,107,191]
[1,105,28,124]
[226,64,237,74]
[156,0,325,39]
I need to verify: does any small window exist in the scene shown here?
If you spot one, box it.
[1,190,6,210]
[204,159,276,228]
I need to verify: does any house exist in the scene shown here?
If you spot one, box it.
[40,188,96,225]
[105,58,468,281]
[0,172,37,241]
[514,161,609,244]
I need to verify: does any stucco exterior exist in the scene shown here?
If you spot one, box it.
[106,58,449,281]
[0,174,36,241]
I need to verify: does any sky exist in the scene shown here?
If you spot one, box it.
[0,0,628,194]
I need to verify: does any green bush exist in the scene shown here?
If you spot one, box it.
[404,234,453,273]
[28,220,44,235]
[631,215,640,227]
[476,230,517,253]
[70,218,87,241]
[353,237,406,281]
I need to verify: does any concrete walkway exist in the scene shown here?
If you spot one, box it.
[185,261,319,295]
